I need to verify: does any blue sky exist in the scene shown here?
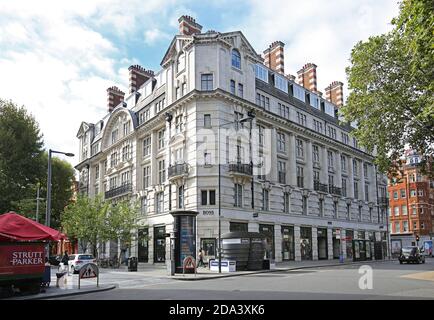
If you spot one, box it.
[0,0,399,169]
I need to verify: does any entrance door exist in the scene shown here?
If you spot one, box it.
[281,226,295,261]
[317,228,328,260]
[300,227,312,260]
[154,226,166,263]
[259,224,275,260]
[138,228,149,263]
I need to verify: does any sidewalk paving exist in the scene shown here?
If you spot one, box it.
[4,258,395,299]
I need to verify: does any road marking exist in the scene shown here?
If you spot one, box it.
[400,271,434,282]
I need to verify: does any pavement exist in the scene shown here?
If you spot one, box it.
[4,258,398,300]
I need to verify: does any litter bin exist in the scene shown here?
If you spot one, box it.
[128,257,138,272]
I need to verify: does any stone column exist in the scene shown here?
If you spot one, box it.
[335,151,342,188]
[361,161,366,201]
[305,140,313,190]
[312,226,318,260]
[274,224,282,262]
[347,155,354,198]
[370,164,377,204]
[288,133,297,186]
[327,227,334,260]
[148,226,154,264]
[320,145,328,184]
[271,128,278,182]
[294,225,301,261]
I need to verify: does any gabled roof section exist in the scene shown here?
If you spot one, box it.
[160,35,194,67]
[219,31,263,63]
[76,121,93,138]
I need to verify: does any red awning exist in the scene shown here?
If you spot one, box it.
[0,212,68,242]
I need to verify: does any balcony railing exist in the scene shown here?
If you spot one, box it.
[168,163,188,179]
[329,185,342,196]
[314,181,328,193]
[105,183,132,199]
[378,197,389,206]
[228,163,253,176]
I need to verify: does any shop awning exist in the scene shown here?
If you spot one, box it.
[0,211,68,242]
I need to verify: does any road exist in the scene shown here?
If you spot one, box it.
[50,259,434,300]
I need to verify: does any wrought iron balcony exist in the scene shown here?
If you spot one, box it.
[105,183,132,199]
[329,185,342,196]
[168,163,189,179]
[228,163,253,176]
[314,181,328,193]
[378,197,390,206]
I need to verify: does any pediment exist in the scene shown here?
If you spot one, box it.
[161,36,194,67]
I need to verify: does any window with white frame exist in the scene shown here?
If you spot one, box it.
[143,136,151,157]
[230,80,236,94]
[327,126,337,139]
[232,49,241,69]
[122,145,131,162]
[293,84,305,102]
[278,103,290,119]
[201,190,216,206]
[313,119,323,133]
[324,101,335,116]
[201,74,213,91]
[284,192,290,214]
[313,145,320,163]
[156,192,164,213]
[258,125,265,146]
[341,155,347,172]
[204,114,211,128]
[110,151,118,167]
[341,132,349,144]
[238,83,244,98]
[141,196,147,215]
[175,115,184,134]
[123,121,131,136]
[278,160,286,184]
[297,112,307,126]
[327,150,334,168]
[158,129,165,149]
[158,160,165,184]
[262,188,269,211]
[143,166,150,188]
[255,64,269,83]
[277,132,286,153]
[297,166,304,188]
[111,129,118,144]
[234,184,243,207]
[275,74,288,93]
[310,94,320,109]
[178,185,184,209]
[121,171,130,185]
[296,139,304,159]
[402,205,407,215]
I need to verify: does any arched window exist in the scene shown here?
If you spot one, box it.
[231,49,241,69]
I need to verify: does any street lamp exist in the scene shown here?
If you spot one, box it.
[217,111,255,273]
[45,149,74,228]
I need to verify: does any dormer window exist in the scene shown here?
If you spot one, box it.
[111,129,118,144]
[231,49,241,69]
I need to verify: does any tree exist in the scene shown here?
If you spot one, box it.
[62,195,139,257]
[0,99,45,213]
[340,0,434,176]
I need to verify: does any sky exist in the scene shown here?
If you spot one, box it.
[0,0,400,170]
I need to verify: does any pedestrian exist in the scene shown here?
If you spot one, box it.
[61,251,69,272]
[198,248,204,267]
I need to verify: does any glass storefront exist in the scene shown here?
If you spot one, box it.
[138,228,149,263]
[300,227,312,260]
[281,226,295,261]
[154,226,166,263]
[346,230,354,260]
[230,222,248,232]
[201,238,216,262]
[317,228,328,260]
[259,224,275,260]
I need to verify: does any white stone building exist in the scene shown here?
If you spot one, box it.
[75,15,388,265]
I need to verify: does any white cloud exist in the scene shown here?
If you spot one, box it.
[144,28,171,45]
[229,0,399,94]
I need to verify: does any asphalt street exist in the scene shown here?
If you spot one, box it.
[50,259,434,300]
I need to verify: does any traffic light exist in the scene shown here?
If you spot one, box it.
[416,234,420,242]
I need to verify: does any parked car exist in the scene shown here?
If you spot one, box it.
[67,254,96,274]
[399,246,426,264]
[49,255,61,266]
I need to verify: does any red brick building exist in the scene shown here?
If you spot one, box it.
[388,151,434,255]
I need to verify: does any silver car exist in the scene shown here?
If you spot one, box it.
[67,254,96,273]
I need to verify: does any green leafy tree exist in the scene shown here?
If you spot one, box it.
[0,99,45,213]
[340,0,434,176]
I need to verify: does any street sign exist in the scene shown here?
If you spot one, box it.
[78,263,99,289]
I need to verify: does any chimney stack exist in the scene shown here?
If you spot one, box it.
[178,15,203,35]
[128,65,154,94]
[325,81,344,107]
[107,86,125,113]
[263,41,285,74]
[297,63,317,92]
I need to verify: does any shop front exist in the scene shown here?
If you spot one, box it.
[200,238,216,263]
[317,228,328,260]
[332,229,341,259]
[346,230,354,260]
[281,226,295,261]
[230,222,248,232]
[154,226,166,263]
[300,226,312,260]
[259,224,275,260]
[138,228,149,263]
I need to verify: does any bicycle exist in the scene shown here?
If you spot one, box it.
[109,256,120,269]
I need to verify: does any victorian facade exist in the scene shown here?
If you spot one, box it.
[76,16,389,264]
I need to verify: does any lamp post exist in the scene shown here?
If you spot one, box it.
[217,112,255,273]
[45,149,75,228]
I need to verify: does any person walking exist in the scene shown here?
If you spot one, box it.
[61,251,69,273]
[198,248,204,267]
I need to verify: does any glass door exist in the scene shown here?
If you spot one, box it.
[154,226,166,263]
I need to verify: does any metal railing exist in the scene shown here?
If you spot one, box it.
[105,183,132,199]
[228,163,253,175]
[168,163,188,178]
[378,197,389,206]
[329,185,342,196]
[314,181,328,192]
